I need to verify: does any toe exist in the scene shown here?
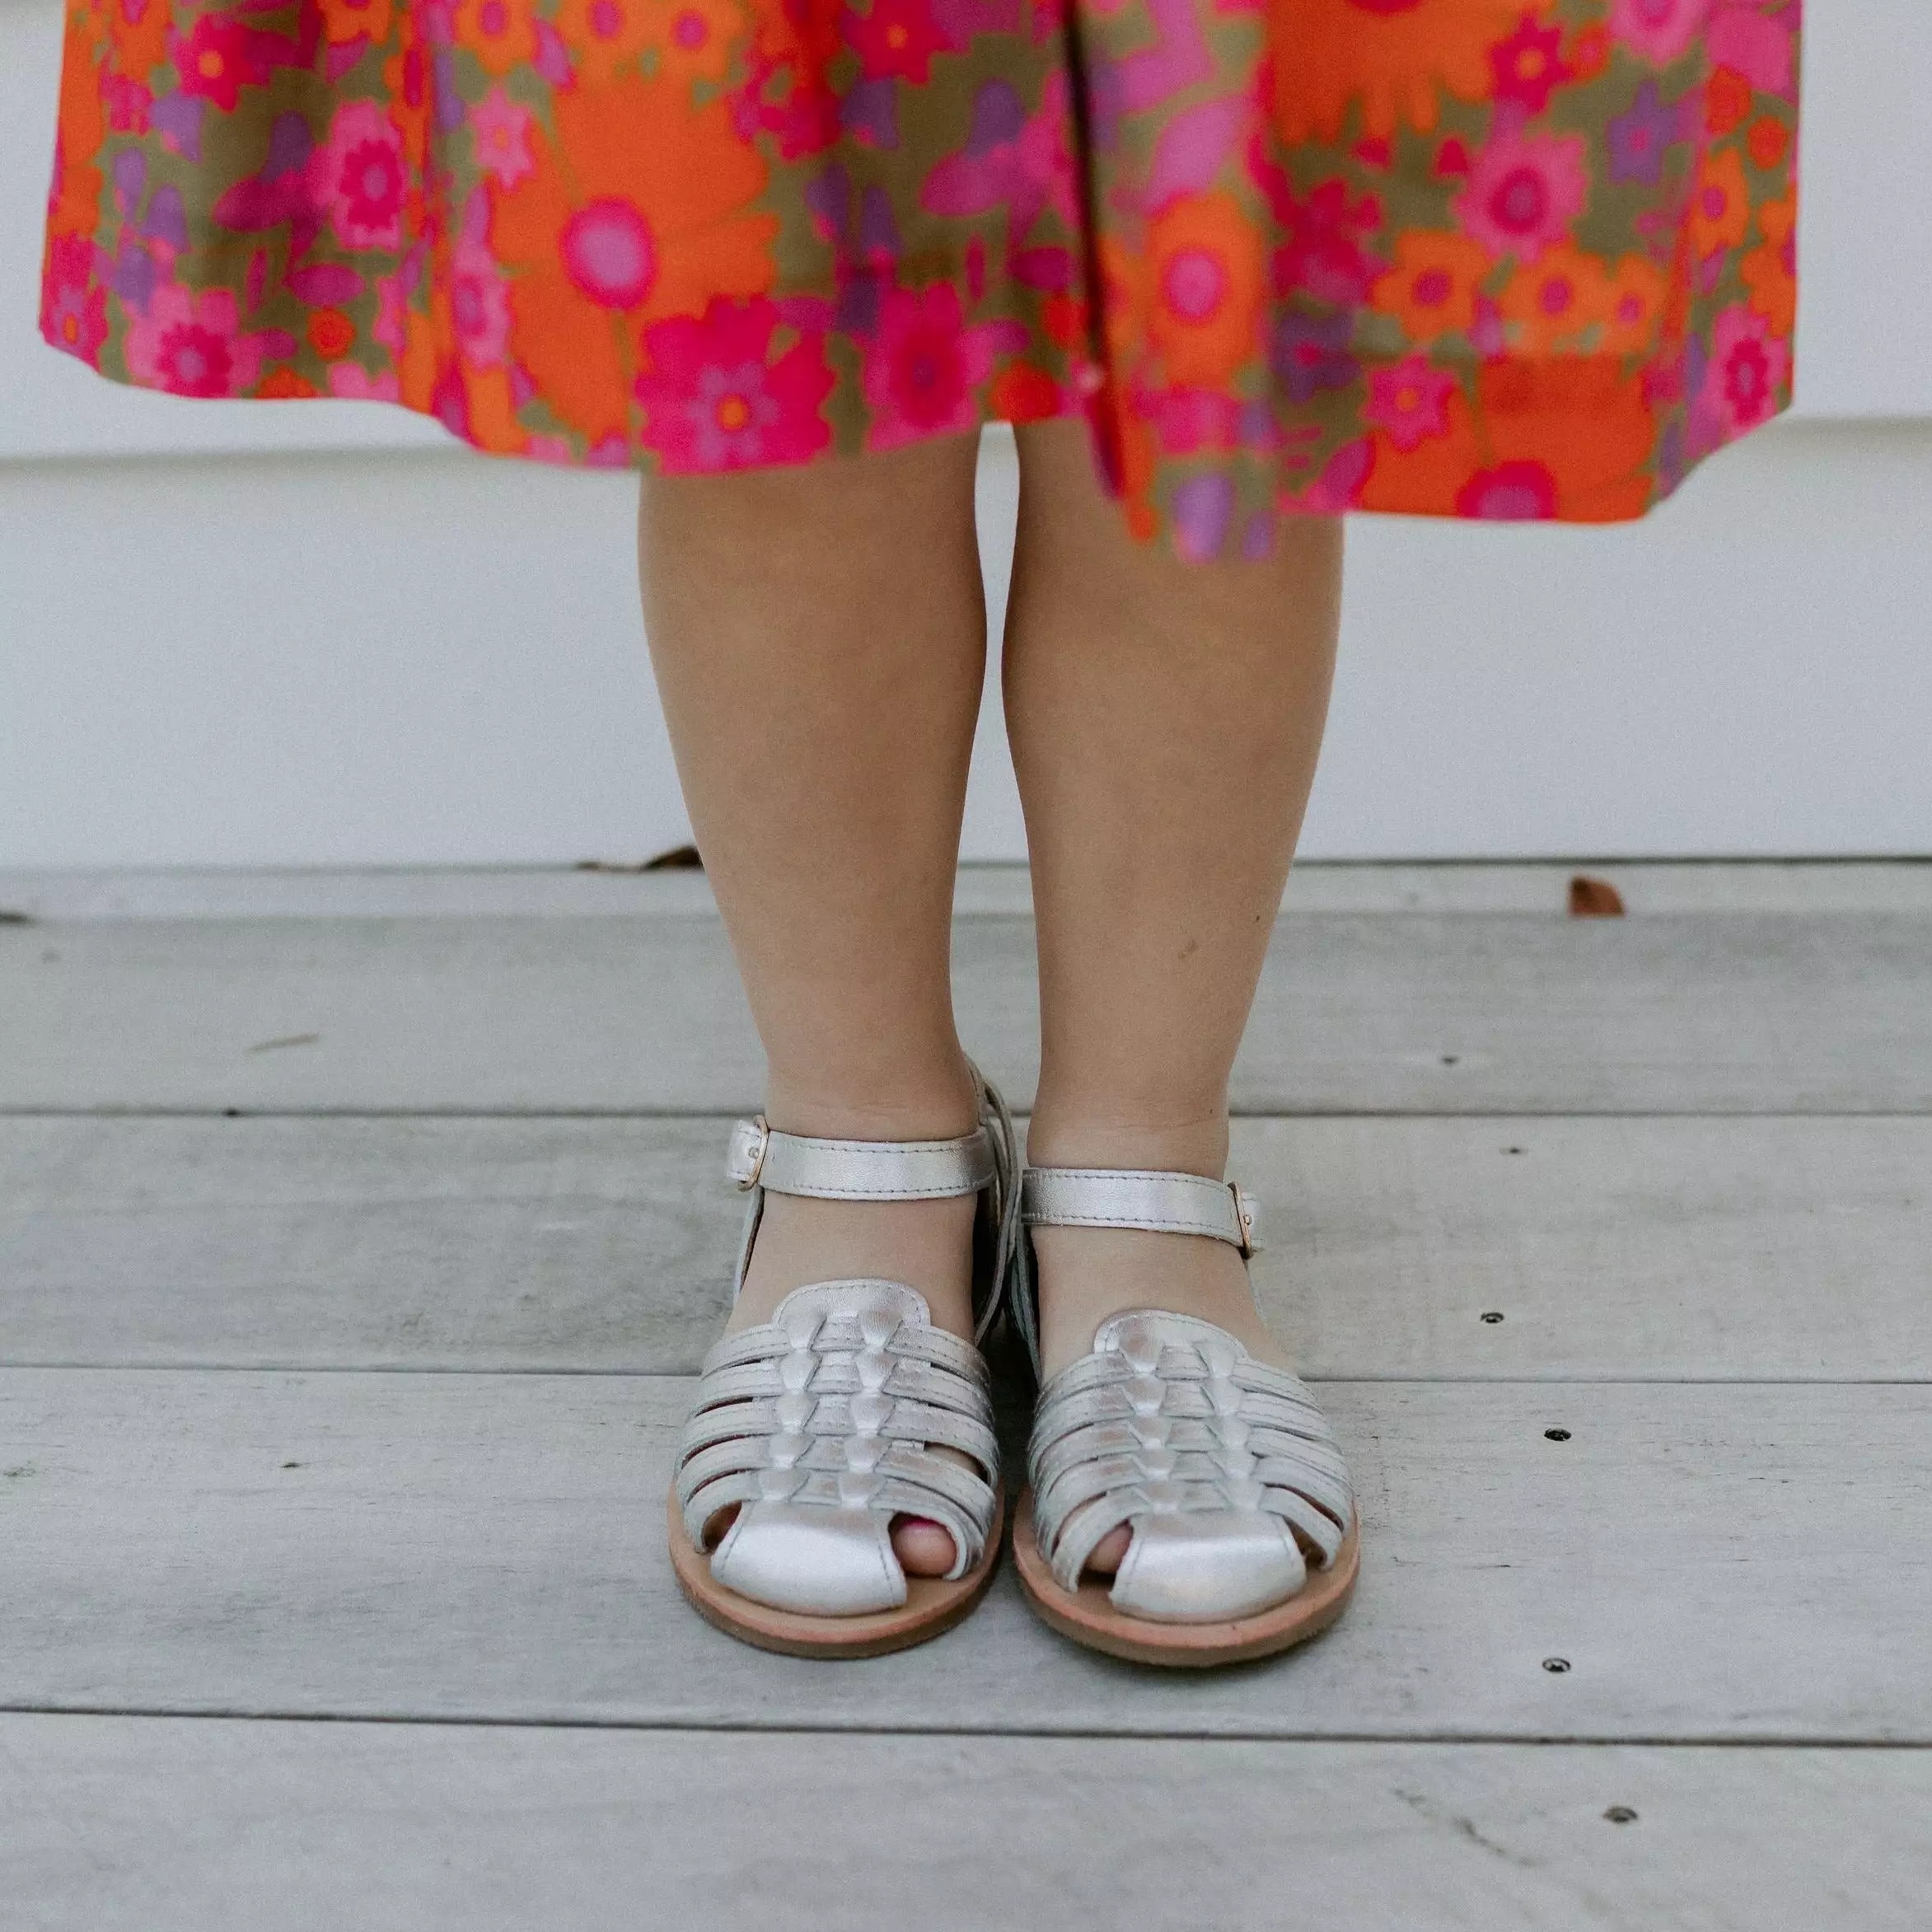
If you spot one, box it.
[891,1515,958,1577]
[1084,1525,1132,1575]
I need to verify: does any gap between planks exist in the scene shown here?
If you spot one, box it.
[6,1707,1932,1749]
[9,858,1932,920]
[7,1366,1932,1385]
[6,1106,1927,1119]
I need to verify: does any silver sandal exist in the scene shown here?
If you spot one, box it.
[667,1071,1022,1657]
[1008,1166,1359,1666]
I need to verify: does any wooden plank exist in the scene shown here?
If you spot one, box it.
[6,912,1931,1115]
[7,1718,1930,1932]
[2,1371,1927,1740]
[1244,1113,1932,1383]
[8,861,1932,921]
[0,867,719,922]
[0,1116,737,1374]
[1283,861,1932,917]
[4,1115,1929,1382]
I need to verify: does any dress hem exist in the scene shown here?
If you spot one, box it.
[41,319,1789,538]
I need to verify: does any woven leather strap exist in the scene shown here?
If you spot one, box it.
[677,1280,1000,1613]
[1027,1309,1354,1620]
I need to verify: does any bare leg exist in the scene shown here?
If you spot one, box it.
[1003,419,1343,1571]
[639,433,987,1574]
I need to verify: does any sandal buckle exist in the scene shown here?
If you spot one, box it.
[727,1116,771,1191]
[1229,1182,1259,1257]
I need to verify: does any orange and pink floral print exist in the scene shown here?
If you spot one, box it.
[43,0,1801,556]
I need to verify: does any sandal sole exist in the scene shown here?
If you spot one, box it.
[667,1482,1005,1660]
[1011,1488,1359,1668]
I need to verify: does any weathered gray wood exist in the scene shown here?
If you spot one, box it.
[6,912,1931,1114]
[7,1718,1930,1932]
[1280,861,1932,916]
[2,1370,1926,1739]
[8,860,1932,920]
[1246,1113,1932,1382]
[5,1115,1929,1381]
[0,1116,736,1373]
[0,866,721,922]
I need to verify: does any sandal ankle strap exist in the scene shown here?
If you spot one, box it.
[1021,1166,1258,1258]
[726,1065,1027,1350]
[726,1116,996,1201]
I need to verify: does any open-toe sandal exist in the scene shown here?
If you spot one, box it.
[668,1070,1022,1658]
[1008,1166,1359,1668]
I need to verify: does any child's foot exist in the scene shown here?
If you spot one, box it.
[1027,1142,1295,1578]
[728,1184,980,1577]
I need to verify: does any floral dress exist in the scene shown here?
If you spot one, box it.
[42,0,1801,557]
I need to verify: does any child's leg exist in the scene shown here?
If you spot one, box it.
[639,432,988,1575]
[1003,421,1344,1572]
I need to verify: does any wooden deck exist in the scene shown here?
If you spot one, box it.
[3,863,1929,1928]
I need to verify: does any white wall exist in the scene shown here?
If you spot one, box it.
[4,0,1930,867]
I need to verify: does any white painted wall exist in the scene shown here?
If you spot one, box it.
[3,0,1930,866]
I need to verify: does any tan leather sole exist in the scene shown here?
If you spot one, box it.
[667,1484,1005,1660]
[1011,1489,1359,1668]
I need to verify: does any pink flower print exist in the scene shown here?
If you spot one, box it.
[124,283,262,398]
[314,101,407,252]
[1456,127,1588,262]
[1456,460,1559,519]
[1707,2,1796,96]
[1144,96,1251,214]
[637,297,835,471]
[929,0,1021,37]
[1366,356,1457,453]
[329,363,402,401]
[453,192,512,369]
[558,200,661,312]
[849,0,950,83]
[1270,176,1385,307]
[1489,13,1573,117]
[860,283,1022,452]
[103,75,153,134]
[372,264,413,353]
[1700,302,1789,440]
[452,264,512,372]
[1280,436,1371,517]
[1607,0,1710,65]
[170,19,279,112]
[733,43,840,161]
[40,235,108,363]
[470,88,535,189]
[1149,386,1243,456]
